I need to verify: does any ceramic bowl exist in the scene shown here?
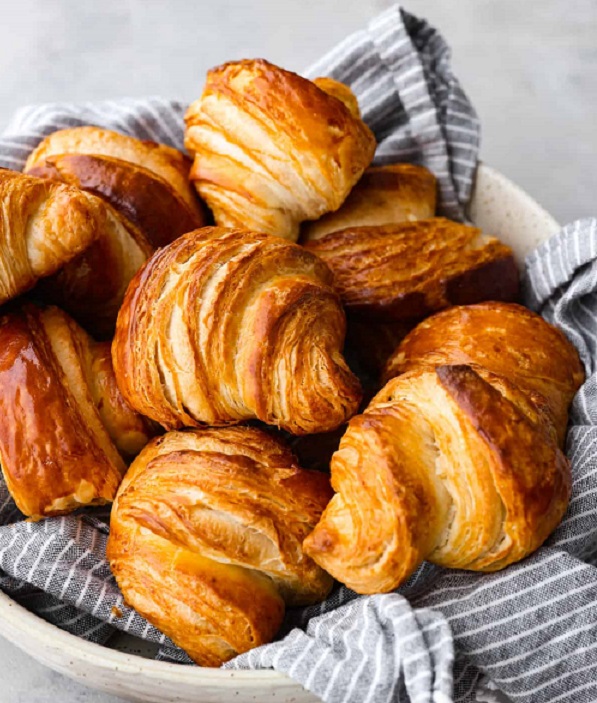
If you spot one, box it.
[0,163,560,703]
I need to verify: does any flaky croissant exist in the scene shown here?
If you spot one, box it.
[304,218,519,320]
[384,302,583,444]
[113,226,361,435]
[25,126,204,223]
[0,304,156,518]
[301,164,437,243]
[0,169,105,304]
[38,205,153,337]
[184,59,376,241]
[304,303,584,594]
[25,126,206,247]
[24,126,208,336]
[107,426,333,666]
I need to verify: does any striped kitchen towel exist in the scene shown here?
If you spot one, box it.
[2,5,596,703]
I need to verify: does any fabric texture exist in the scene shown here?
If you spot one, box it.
[0,4,595,703]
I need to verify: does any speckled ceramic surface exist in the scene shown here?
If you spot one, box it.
[0,163,557,703]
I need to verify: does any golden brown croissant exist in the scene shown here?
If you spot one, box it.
[0,169,105,304]
[184,59,376,241]
[26,153,205,248]
[301,164,437,242]
[37,204,153,338]
[107,426,333,666]
[384,302,583,445]
[0,303,156,518]
[23,127,208,336]
[113,227,362,435]
[304,218,519,320]
[304,302,584,594]
[312,77,362,118]
[25,126,203,221]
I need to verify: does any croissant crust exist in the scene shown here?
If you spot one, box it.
[24,126,208,335]
[301,164,437,242]
[304,218,519,321]
[113,226,362,435]
[108,426,333,666]
[384,302,584,442]
[304,302,584,593]
[38,205,153,338]
[184,59,376,241]
[0,304,154,518]
[25,125,203,220]
[27,153,205,248]
[0,170,104,304]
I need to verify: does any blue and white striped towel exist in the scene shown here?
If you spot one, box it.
[1,5,596,703]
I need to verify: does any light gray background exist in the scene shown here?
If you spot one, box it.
[0,0,595,701]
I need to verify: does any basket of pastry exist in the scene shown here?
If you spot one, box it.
[0,41,587,703]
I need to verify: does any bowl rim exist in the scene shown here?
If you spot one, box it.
[0,587,286,686]
[0,161,561,691]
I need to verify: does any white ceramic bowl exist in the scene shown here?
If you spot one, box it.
[0,163,560,703]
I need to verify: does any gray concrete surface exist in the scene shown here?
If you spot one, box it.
[0,1,595,701]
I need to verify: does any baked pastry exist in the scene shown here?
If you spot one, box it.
[301,164,437,242]
[304,302,584,593]
[25,126,204,223]
[0,169,105,304]
[0,304,155,518]
[107,426,333,666]
[304,218,519,320]
[26,154,204,248]
[312,77,362,117]
[184,59,376,241]
[113,226,361,435]
[37,203,153,337]
[25,127,206,247]
[23,127,208,336]
[384,302,583,444]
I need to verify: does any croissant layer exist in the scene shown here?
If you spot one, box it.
[185,59,376,241]
[24,126,209,336]
[385,301,584,442]
[301,164,437,242]
[0,304,154,518]
[304,302,583,593]
[25,125,203,219]
[113,226,362,435]
[27,153,205,248]
[304,218,519,321]
[0,170,104,304]
[108,426,333,665]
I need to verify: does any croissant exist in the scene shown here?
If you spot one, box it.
[304,302,584,594]
[184,59,376,241]
[312,77,362,118]
[384,302,582,444]
[301,164,437,242]
[0,169,105,304]
[0,304,156,518]
[37,205,153,337]
[113,227,362,435]
[25,126,203,223]
[25,126,206,247]
[23,126,209,336]
[107,426,333,666]
[304,218,519,320]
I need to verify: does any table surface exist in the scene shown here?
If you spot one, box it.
[0,0,595,701]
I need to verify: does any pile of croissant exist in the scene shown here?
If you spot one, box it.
[0,59,583,666]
